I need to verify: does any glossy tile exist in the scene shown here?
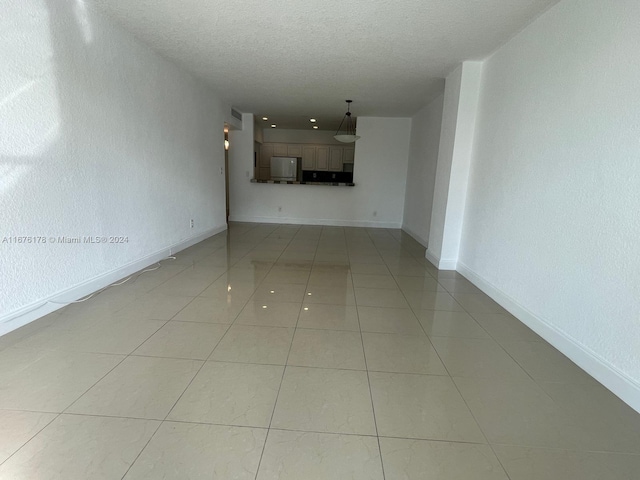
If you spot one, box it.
[362,332,446,375]
[417,310,489,338]
[234,301,301,328]
[403,291,463,311]
[124,422,267,480]
[115,293,193,320]
[394,275,443,292]
[0,410,57,463]
[199,279,257,302]
[13,317,166,355]
[349,263,391,275]
[297,304,360,331]
[500,340,593,383]
[288,329,366,370]
[3,224,636,479]
[0,349,124,412]
[540,381,640,454]
[251,283,307,303]
[352,274,398,289]
[168,362,283,427]
[357,306,424,335]
[171,296,243,324]
[380,437,508,480]
[454,376,599,450]
[437,277,483,294]
[431,336,528,379]
[133,322,228,359]
[304,285,356,305]
[451,293,506,314]
[68,356,202,420]
[493,445,640,480]
[257,430,383,480]
[272,366,376,435]
[355,287,409,309]
[263,267,310,285]
[369,372,484,442]
[0,414,158,480]
[472,313,542,342]
[210,325,294,365]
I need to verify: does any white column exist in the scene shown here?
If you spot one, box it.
[426,61,483,270]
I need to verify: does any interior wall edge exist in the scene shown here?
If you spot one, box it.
[457,261,640,415]
[0,224,228,337]
[401,225,429,249]
[425,248,458,271]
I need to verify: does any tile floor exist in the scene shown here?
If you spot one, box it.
[1,223,639,479]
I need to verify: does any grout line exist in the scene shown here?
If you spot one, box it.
[361,227,388,480]
[251,224,307,480]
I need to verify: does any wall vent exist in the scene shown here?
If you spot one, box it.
[231,108,242,121]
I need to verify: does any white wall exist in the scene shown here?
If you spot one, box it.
[459,0,640,408]
[427,62,482,269]
[402,94,444,247]
[0,0,227,329]
[261,128,345,145]
[229,117,411,227]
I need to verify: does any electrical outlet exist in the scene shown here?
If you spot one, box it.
[278,206,282,212]
[219,167,224,175]
[373,211,377,217]
[190,219,194,228]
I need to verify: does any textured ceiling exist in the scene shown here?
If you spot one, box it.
[88,0,559,126]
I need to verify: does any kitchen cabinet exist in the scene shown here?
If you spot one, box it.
[258,167,270,180]
[273,144,288,156]
[316,147,329,171]
[258,143,355,173]
[259,145,273,167]
[302,146,316,170]
[287,144,303,157]
[343,148,355,164]
[257,145,272,179]
[329,147,343,171]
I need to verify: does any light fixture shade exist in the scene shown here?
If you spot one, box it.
[333,134,361,143]
[334,100,360,143]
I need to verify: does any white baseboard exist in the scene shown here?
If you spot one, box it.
[425,248,457,271]
[0,224,227,337]
[228,215,401,229]
[457,261,640,414]
[401,225,429,248]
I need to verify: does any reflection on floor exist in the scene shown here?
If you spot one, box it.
[1,222,639,479]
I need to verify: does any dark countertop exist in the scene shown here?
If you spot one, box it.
[250,179,355,187]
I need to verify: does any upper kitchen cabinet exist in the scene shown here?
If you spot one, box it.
[302,146,316,170]
[343,148,355,164]
[273,143,288,156]
[287,144,303,157]
[329,147,343,171]
[259,144,273,167]
[316,146,329,171]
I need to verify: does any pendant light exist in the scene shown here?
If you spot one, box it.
[334,100,361,143]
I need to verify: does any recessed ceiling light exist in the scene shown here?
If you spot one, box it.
[310,118,317,123]
[312,126,319,129]
[262,117,268,121]
[271,124,276,128]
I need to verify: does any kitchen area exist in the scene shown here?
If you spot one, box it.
[252,126,356,186]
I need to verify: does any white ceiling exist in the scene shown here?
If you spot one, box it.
[89,0,558,128]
